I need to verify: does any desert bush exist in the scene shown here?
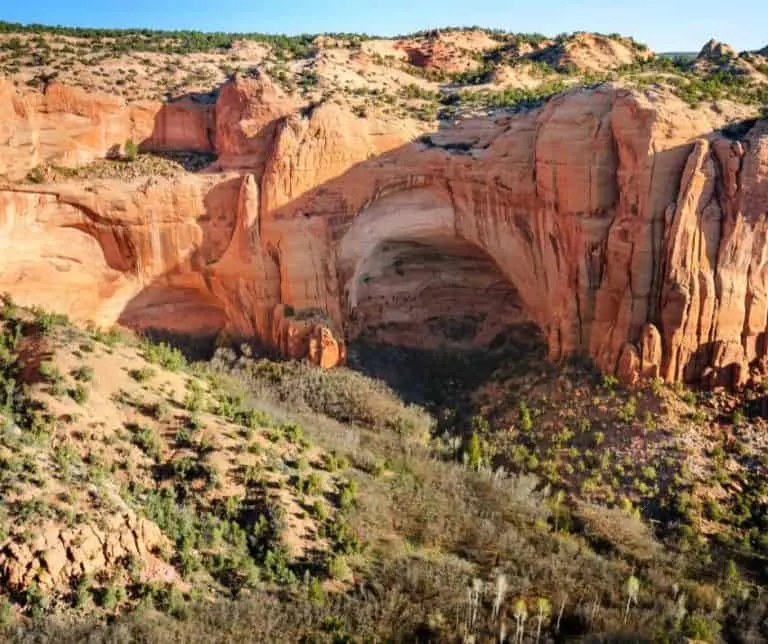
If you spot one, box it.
[69,384,89,404]
[183,380,206,412]
[129,423,163,460]
[25,166,45,184]
[142,340,185,372]
[129,366,155,382]
[70,365,93,382]
[208,351,433,439]
[123,139,138,162]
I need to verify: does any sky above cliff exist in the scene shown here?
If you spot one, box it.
[2,0,767,53]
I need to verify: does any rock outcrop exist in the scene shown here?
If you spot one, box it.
[0,79,214,180]
[213,72,297,170]
[698,39,738,62]
[0,512,177,593]
[0,73,296,181]
[1,76,768,385]
[395,29,500,74]
[534,32,653,72]
[694,39,768,81]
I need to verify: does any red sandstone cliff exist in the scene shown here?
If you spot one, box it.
[1,75,767,386]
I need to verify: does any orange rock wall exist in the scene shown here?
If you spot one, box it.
[1,76,767,385]
[0,79,214,179]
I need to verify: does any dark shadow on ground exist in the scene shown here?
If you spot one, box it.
[347,322,549,420]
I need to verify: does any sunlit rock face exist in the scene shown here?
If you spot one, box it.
[1,76,768,386]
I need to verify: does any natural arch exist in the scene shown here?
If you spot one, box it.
[344,237,530,350]
[337,186,548,355]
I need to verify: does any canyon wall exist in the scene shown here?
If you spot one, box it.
[1,75,767,386]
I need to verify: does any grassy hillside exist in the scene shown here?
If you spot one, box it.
[1,298,768,641]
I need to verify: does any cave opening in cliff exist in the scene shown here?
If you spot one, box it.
[344,236,548,414]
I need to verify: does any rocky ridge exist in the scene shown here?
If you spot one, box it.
[694,38,768,82]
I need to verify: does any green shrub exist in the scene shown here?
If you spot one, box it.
[337,479,358,511]
[124,139,138,162]
[73,576,92,608]
[184,380,206,412]
[327,555,351,580]
[263,546,296,585]
[617,397,637,422]
[322,451,348,472]
[38,361,62,384]
[69,384,89,404]
[682,613,721,641]
[209,353,433,439]
[129,367,155,382]
[24,583,49,618]
[70,365,94,382]
[92,327,124,347]
[130,424,163,460]
[0,597,13,626]
[143,341,185,371]
[98,584,126,609]
[31,307,69,334]
[299,472,323,496]
[518,401,533,432]
[465,433,483,469]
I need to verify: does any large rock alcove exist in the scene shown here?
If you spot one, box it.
[337,187,543,355]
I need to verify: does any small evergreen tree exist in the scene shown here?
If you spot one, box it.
[124,138,138,162]
[466,433,483,469]
[518,401,533,432]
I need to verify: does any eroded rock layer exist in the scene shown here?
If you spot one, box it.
[1,76,767,386]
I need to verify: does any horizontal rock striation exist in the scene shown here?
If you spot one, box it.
[1,75,767,386]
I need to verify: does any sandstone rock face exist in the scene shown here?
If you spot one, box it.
[0,79,213,180]
[544,33,653,72]
[1,78,768,385]
[213,72,296,170]
[693,40,768,81]
[698,39,738,62]
[394,29,500,74]
[0,512,177,593]
[0,79,40,179]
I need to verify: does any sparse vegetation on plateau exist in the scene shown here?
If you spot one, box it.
[2,21,765,121]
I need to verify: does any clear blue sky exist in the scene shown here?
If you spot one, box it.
[2,0,766,53]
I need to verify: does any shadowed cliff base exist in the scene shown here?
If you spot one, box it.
[341,230,547,415]
[347,322,551,429]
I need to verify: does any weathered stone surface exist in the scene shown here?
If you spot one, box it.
[213,72,296,170]
[271,304,345,368]
[698,39,738,62]
[639,324,663,379]
[0,79,213,180]
[1,78,767,386]
[0,512,176,592]
[0,78,39,179]
[547,32,654,72]
[617,343,641,386]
